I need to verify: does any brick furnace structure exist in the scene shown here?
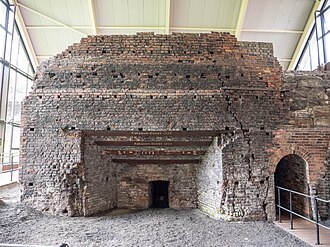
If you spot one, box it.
[20,33,330,221]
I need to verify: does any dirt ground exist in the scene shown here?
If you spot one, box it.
[0,183,310,247]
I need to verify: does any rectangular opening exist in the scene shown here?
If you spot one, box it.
[149,181,169,208]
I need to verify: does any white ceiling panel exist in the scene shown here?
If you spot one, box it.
[95,0,116,26]
[96,0,165,27]
[144,0,166,27]
[202,0,241,28]
[186,0,206,27]
[18,0,91,28]
[171,0,241,29]
[171,0,190,27]
[214,0,241,29]
[243,0,314,31]
[19,3,55,26]
[28,28,83,56]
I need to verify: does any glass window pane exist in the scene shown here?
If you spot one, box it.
[0,28,5,59]
[4,32,12,61]
[17,41,29,73]
[6,69,16,121]
[325,34,330,63]
[0,1,6,28]
[7,5,14,33]
[14,73,28,123]
[10,27,20,66]
[324,11,329,32]
[4,123,11,157]
[11,126,20,149]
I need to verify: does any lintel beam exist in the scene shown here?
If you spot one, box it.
[104,150,207,156]
[84,130,227,137]
[242,29,303,34]
[95,141,212,147]
[111,159,200,164]
[171,27,235,33]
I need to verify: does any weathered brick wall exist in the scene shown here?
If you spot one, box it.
[20,32,330,222]
[196,138,223,218]
[117,163,197,209]
[82,135,117,215]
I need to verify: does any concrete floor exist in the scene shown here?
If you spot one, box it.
[274,214,330,246]
[0,170,18,187]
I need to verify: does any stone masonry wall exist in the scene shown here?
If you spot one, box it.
[270,71,330,220]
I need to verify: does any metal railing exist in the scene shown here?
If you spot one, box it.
[0,152,20,182]
[276,186,330,245]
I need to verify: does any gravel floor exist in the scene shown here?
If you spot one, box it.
[0,183,310,247]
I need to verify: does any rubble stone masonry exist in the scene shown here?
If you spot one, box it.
[20,33,330,221]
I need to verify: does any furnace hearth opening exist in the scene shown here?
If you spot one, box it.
[149,181,169,208]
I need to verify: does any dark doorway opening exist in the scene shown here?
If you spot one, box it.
[275,154,311,218]
[150,181,169,208]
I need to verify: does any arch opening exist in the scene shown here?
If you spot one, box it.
[275,154,311,218]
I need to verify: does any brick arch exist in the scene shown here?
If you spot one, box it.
[270,145,313,176]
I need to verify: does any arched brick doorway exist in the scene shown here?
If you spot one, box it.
[275,154,311,218]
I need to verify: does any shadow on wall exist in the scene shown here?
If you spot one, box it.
[275,154,312,218]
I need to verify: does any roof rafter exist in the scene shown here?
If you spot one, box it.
[235,0,249,39]
[171,27,235,33]
[242,29,303,34]
[17,2,86,36]
[288,0,323,70]
[87,0,98,35]
[165,0,171,34]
